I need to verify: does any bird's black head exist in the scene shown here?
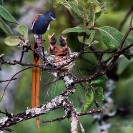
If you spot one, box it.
[50,34,57,44]
[48,33,57,45]
[43,10,55,21]
[60,36,67,47]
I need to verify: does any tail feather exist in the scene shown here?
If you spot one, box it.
[32,59,40,107]
[36,117,40,129]
[32,41,40,128]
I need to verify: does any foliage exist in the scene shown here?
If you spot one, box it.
[0,5,18,35]
[55,0,131,59]
[82,88,94,112]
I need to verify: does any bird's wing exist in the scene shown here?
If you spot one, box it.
[31,14,42,30]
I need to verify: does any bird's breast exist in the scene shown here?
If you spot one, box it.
[32,17,49,35]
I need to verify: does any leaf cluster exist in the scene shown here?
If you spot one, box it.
[0,5,29,46]
[53,0,132,112]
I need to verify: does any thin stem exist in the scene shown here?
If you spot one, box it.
[0,67,32,102]
[118,3,133,31]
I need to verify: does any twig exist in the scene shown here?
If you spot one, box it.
[78,109,103,116]
[0,67,32,102]
[119,3,133,31]
[78,118,85,133]
[0,78,17,83]
[0,127,13,132]
[42,109,103,124]
[94,99,100,108]
[13,60,44,68]
[1,56,44,69]
[0,54,4,58]
[19,47,27,62]
[42,115,67,123]
[119,13,133,50]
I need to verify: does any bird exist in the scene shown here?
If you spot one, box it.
[48,34,71,65]
[48,34,75,77]
[48,34,71,56]
[48,33,57,52]
[48,33,65,56]
[59,35,67,47]
[31,10,55,37]
[31,10,55,129]
[59,35,70,55]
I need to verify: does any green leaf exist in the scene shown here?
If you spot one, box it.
[99,26,131,59]
[67,1,83,16]
[91,75,108,85]
[24,34,29,43]
[53,0,58,7]
[70,9,82,19]
[78,30,95,45]
[95,86,104,101]
[84,28,91,36]
[78,35,95,45]
[95,2,108,14]
[101,8,108,14]
[18,24,28,35]
[0,18,13,35]
[4,36,22,46]
[95,11,101,20]
[82,89,94,112]
[61,1,83,18]
[54,0,66,4]
[62,26,88,34]
[86,29,95,43]
[99,2,106,8]
[78,35,84,43]
[99,26,124,51]
[0,5,18,24]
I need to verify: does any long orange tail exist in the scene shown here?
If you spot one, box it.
[32,41,40,128]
